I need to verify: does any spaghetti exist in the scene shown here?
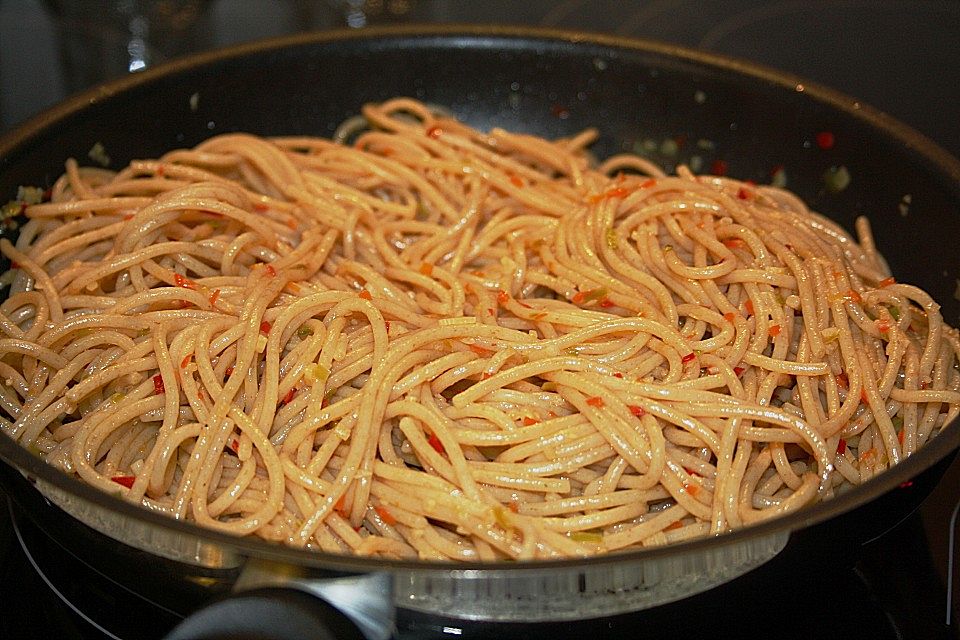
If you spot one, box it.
[1,97,957,560]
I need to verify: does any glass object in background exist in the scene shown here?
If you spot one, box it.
[43,0,214,91]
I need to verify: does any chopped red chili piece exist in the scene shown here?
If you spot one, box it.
[665,520,684,531]
[265,264,277,277]
[208,289,221,306]
[815,131,835,150]
[860,388,869,404]
[571,291,586,304]
[468,344,491,356]
[497,290,510,305]
[359,289,373,301]
[522,416,539,426]
[374,505,397,526]
[683,481,701,497]
[877,319,891,333]
[334,495,348,517]
[737,187,751,200]
[836,373,849,388]
[426,125,443,139]
[281,388,296,405]
[681,352,696,364]
[837,438,847,455]
[586,396,605,408]
[733,366,745,377]
[640,178,657,189]
[225,366,234,377]
[427,432,445,454]
[253,202,269,212]
[419,263,434,276]
[843,289,862,304]
[180,354,192,369]
[878,277,896,288]
[173,273,196,289]
[629,405,645,418]
[745,300,755,315]
[724,312,737,322]
[768,324,781,337]
[259,321,272,335]
[153,374,165,395]
[599,298,615,308]
[507,501,520,513]
[509,175,523,188]
[111,475,135,489]
[722,238,746,249]
[613,372,624,379]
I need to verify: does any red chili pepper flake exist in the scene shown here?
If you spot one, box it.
[180,354,193,369]
[111,475,135,489]
[384,320,391,333]
[507,501,520,513]
[711,159,728,176]
[768,324,781,337]
[468,344,491,356]
[613,372,624,379]
[878,277,896,288]
[836,373,849,389]
[733,366,745,377]
[173,273,196,289]
[860,388,869,404]
[843,289,862,304]
[253,202,269,212]
[481,372,493,380]
[550,104,570,119]
[815,131,835,150]
[640,178,657,189]
[153,374,165,395]
[427,432,445,454]
[426,125,443,139]
[497,290,510,305]
[877,319,891,333]
[281,388,296,405]
[722,238,746,249]
[599,298,615,308]
[224,366,234,377]
[230,439,240,453]
[522,416,539,426]
[587,186,631,204]
[837,438,847,455]
[155,164,165,177]
[586,396,605,408]
[374,505,397,526]
[334,495,348,517]
[737,187,752,200]
[681,352,696,364]
[683,467,701,477]
[745,299,755,316]
[629,405,646,418]
[359,289,373,301]
[683,481,701,497]
[509,174,524,188]
[208,289,221,306]
[898,428,905,445]
[571,291,586,304]
[419,262,434,277]
[259,321,272,335]
[723,312,737,322]
[265,264,277,277]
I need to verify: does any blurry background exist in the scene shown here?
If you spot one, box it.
[1,0,959,158]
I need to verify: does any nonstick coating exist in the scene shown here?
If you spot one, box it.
[0,26,959,577]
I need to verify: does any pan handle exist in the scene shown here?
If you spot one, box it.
[164,570,394,640]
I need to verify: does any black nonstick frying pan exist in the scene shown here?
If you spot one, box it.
[0,26,958,640]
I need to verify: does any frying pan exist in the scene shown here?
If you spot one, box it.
[1,26,958,640]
